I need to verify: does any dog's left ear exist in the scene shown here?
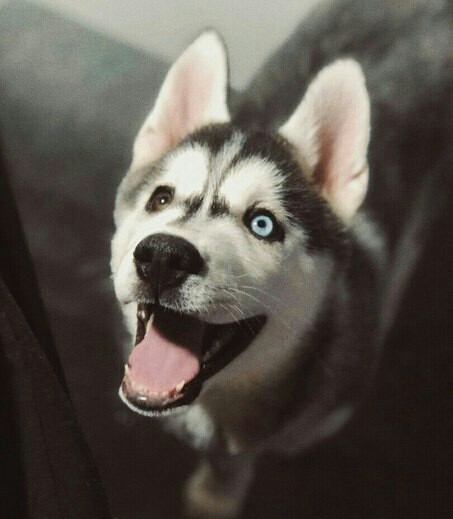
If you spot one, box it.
[279,59,370,222]
[131,31,230,170]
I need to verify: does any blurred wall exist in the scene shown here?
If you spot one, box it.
[29,0,321,89]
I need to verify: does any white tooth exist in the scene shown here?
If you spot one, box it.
[146,313,154,332]
[137,395,147,403]
[138,309,146,321]
[124,364,130,375]
[175,380,185,392]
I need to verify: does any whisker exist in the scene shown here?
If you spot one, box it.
[228,287,294,331]
[200,282,295,331]
[229,287,273,312]
[222,288,248,313]
[233,273,251,280]
[220,303,240,325]
[225,302,256,335]
[238,285,288,306]
[227,301,246,319]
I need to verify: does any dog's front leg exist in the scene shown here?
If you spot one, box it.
[184,450,255,519]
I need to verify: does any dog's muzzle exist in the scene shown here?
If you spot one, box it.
[119,233,266,417]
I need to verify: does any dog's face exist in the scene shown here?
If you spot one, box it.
[114,127,305,323]
[111,32,370,419]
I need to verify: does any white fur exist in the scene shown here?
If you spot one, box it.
[163,145,210,198]
[164,403,216,450]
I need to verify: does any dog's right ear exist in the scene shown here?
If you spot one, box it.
[279,60,370,223]
[131,31,230,170]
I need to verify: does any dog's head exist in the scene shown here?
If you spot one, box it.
[111,32,370,416]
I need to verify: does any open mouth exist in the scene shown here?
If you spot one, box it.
[119,303,266,416]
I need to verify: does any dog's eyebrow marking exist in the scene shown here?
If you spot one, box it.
[181,195,204,221]
[209,195,230,217]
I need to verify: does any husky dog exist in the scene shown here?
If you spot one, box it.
[111,1,452,516]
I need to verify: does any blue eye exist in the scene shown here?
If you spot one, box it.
[250,214,274,238]
[245,209,284,242]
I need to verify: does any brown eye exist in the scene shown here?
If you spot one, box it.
[146,186,174,212]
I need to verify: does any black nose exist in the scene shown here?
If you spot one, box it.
[133,233,204,296]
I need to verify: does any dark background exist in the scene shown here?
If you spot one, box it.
[1,1,452,518]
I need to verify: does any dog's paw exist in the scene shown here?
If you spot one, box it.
[183,460,247,519]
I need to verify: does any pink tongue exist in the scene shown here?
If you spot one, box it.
[126,312,203,393]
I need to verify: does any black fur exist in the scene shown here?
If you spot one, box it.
[189,124,236,155]
[181,195,204,221]
[209,195,230,218]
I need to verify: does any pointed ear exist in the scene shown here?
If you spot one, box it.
[131,31,230,170]
[279,59,370,222]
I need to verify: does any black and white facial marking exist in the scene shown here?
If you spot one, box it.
[112,124,343,322]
